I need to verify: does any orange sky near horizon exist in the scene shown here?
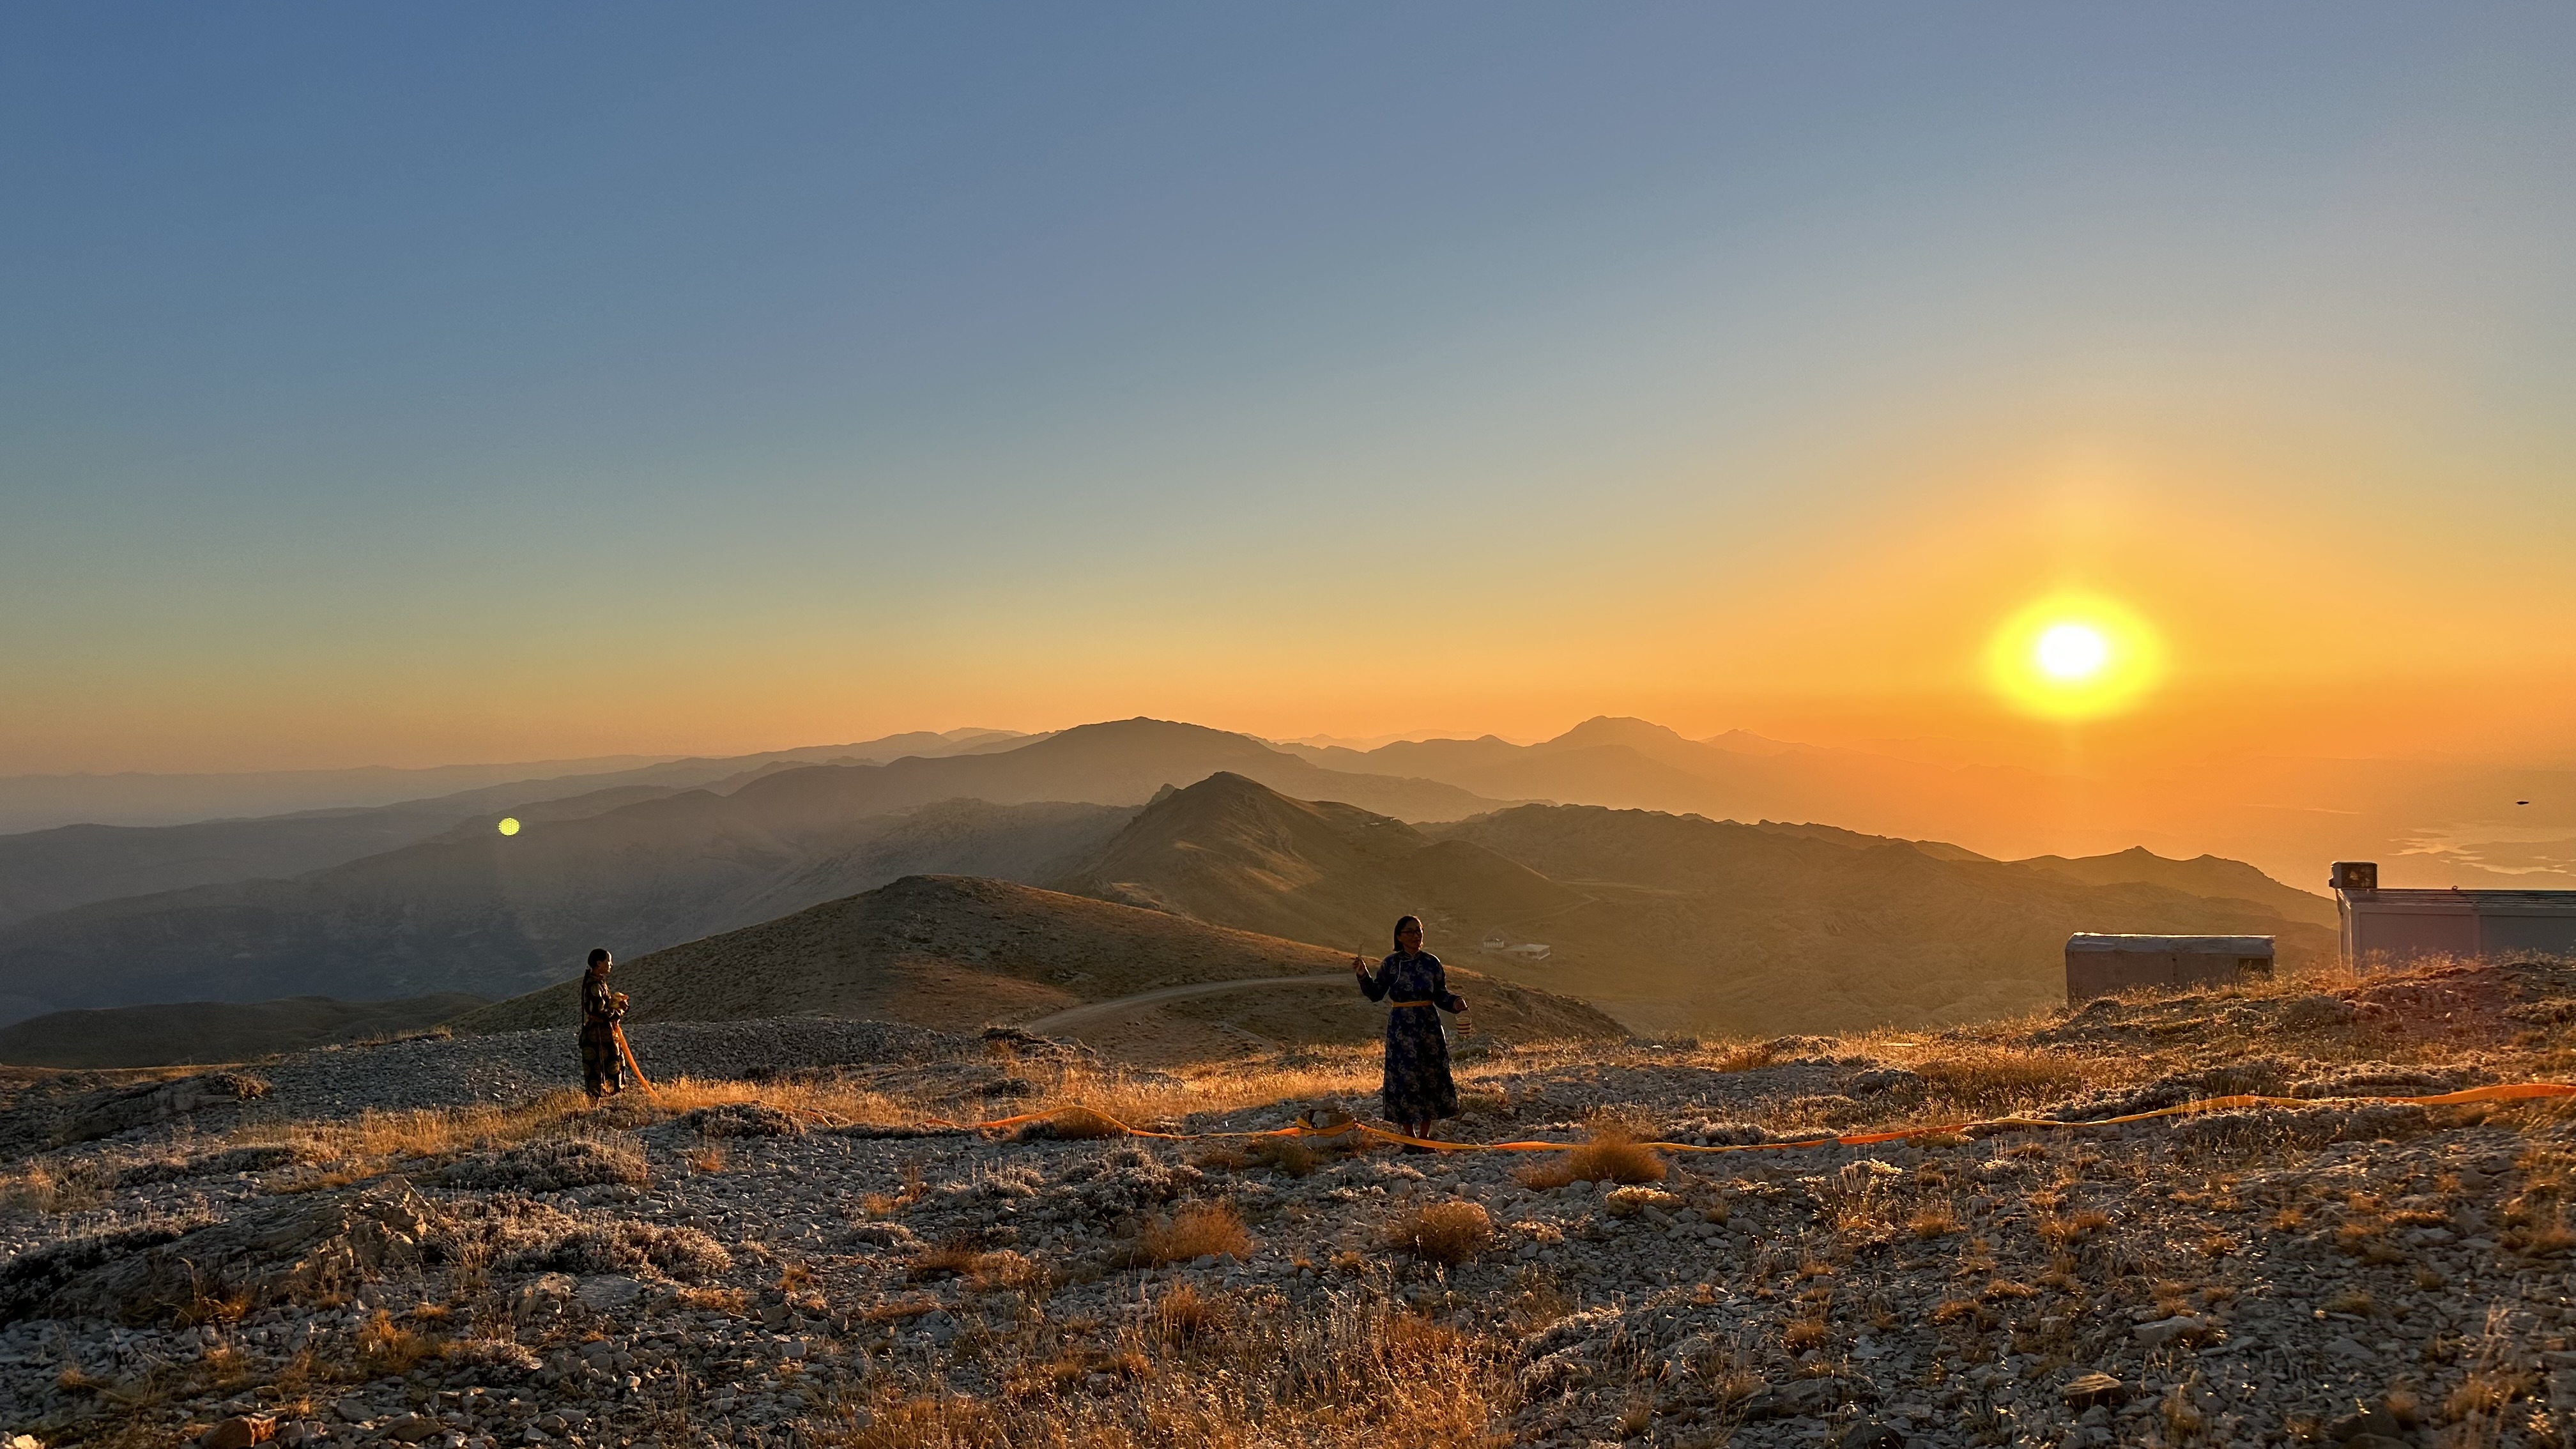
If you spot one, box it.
[6,9,2572,786]
[14,431,2573,780]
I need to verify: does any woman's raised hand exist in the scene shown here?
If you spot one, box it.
[1351,953,1370,977]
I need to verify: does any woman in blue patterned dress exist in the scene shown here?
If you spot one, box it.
[1353,915,1471,1147]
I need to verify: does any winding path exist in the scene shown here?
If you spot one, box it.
[1017,973,1357,1035]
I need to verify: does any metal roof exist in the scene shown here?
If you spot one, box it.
[2346,889,2576,910]
[2066,933,2276,953]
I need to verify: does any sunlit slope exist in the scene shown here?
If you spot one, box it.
[1436,805,2336,1034]
[1055,770,1583,955]
[1046,774,2335,1038]
[450,874,1622,1060]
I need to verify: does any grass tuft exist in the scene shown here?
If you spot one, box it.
[1390,1200,1494,1266]
[1135,1202,1254,1266]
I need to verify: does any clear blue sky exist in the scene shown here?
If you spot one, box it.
[4,4,2572,771]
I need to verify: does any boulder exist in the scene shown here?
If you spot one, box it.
[200,1415,275,1449]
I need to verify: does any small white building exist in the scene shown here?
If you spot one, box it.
[2065,934,2273,1002]
[1480,933,1510,952]
[1503,942,1552,964]
[2331,861,2576,967]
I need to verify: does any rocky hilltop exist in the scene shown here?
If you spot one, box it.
[4,955,2575,1448]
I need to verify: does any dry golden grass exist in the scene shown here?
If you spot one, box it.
[1712,1040,1778,1073]
[1135,1202,1254,1266]
[354,1309,440,1377]
[1781,1318,1830,1351]
[908,1236,1014,1284]
[684,1142,730,1174]
[968,1250,1046,1294]
[1899,1046,2119,1119]
[1513,1127,1666,1188]
[0,1163,103,1216]
[2035,1210,2111,1247]
[1153,1280,1235,1344]
[1389,1200,1494,1266]
[1908,1203,1961,1239]
[824,1295,1512,1449]
[673,1285,749,1315]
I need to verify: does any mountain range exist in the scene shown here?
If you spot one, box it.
[1052,771,2335,1035]
[1281,715,2576,892]
[0,720,1501,1025]
[0,728,1041,928]
[0,715,2343,1044]
[0,728,1033,834]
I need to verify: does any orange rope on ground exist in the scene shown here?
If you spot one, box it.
[940,1082,2576,1156]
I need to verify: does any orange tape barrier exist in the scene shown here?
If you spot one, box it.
[940,1082,2576,1157]
[611,1023,657,1102]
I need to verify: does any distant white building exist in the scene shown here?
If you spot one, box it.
[1503,942,1552,963]
[1480,933,1510,952]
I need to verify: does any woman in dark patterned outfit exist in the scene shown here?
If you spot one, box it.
[1353,916,1471,1147]
[579,947,629,1100]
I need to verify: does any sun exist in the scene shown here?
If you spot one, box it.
[497,816,521,836]
[1988,595,2161,719]
[2035,623,2109,680]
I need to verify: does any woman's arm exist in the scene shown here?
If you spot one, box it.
[1430,958,1466,1013]
[1354,954,1390,1001]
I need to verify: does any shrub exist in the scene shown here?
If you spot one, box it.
[907,1236,991,1282]
[1390,1201,1493,1266]
[680,1103,804,1138]
[1136,1202,1252,1265]
[1583,1128,1668,1184]
[1514,1128,1667,1188]
[1154,1280,1235,1342]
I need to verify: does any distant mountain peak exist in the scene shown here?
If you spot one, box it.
[1544,716,1694,751]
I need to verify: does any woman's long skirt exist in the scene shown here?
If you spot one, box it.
[1381,1005,1459,1123]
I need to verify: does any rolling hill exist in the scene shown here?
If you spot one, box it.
[0,719,1508,1023]
[1045,773,2338,1036]
[452,874,1622,1062]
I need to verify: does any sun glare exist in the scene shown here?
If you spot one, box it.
[1988,595,2160,719]
[497,816,521,836]
[2035,624,2109,680]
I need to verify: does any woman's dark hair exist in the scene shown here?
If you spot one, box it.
[1392,915,1423,950]
[587,947,611,967]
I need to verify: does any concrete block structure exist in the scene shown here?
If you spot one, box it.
[2065,933,2275,1003]
[2329,861,2576,967]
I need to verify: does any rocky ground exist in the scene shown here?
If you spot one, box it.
[6,958,2576,1448]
